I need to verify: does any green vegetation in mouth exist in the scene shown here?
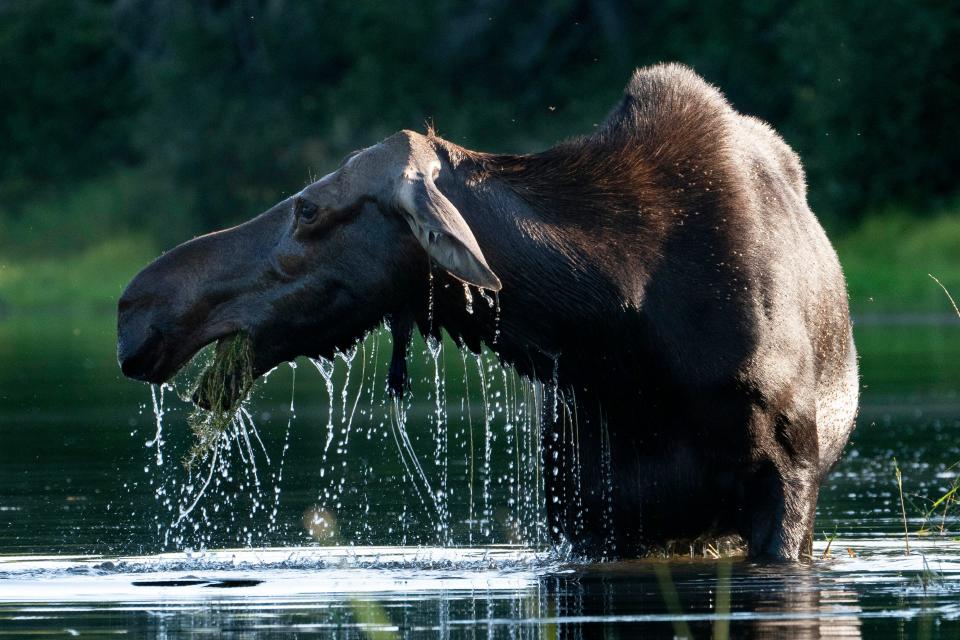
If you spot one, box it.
[184,332,255,469]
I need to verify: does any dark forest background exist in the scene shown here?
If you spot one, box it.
[1,0,958,312]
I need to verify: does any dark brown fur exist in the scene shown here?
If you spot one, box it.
[118,64,858,560]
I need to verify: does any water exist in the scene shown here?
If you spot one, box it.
[1,315,959,637]
[1,542,957,637]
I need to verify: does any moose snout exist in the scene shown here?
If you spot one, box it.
[117,322,165,381]
[117,290,168,382]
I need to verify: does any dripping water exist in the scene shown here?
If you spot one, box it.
[474,353,493,538]
[268,362,296,533]
[426,334,451,541]
[599,407,617,559]
[463,283,474,315]
[146,384,166,466]
[140,325,549,550]
[310,356,336,461]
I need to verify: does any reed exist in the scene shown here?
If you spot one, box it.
[893,457,911,554]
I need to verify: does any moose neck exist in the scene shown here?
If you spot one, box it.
[422,138,659,391]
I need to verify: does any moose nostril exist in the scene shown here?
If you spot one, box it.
[118,324,164,379]
[118,295,133,315]
[118,290,147,316]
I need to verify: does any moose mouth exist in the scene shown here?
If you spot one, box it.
[190,332,256,411]
[119,322,250,387]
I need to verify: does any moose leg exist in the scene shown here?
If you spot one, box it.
[744,408,821,561]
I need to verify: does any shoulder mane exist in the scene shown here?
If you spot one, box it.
[433,63,743,217]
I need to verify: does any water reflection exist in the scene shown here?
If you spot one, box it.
[2,542,960,637]
[534,562,864,639]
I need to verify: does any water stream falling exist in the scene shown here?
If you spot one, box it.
[146,383,166,466]
[142,325,551,550]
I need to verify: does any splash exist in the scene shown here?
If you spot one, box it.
[146,384,166,466]
[141,325,552,551]
[143,354,288,551]
[310,356,336,458]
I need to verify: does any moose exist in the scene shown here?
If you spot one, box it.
[117,63,858,560]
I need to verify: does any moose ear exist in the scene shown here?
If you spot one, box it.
[395,163,502,291]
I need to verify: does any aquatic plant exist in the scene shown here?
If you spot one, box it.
[820,527,839,559]
[926,275,960,536]
[924,463,959,535]
[184,332,255,469]
[889,278,960,545]
[893,457,911,554]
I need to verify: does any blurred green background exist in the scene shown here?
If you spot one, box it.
[1,0,958,315]
[0,0,959,559]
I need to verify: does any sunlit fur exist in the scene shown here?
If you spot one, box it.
[421,63,858,559]
[119,63,858,561]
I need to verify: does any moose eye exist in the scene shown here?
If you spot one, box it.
[294,197,320,225]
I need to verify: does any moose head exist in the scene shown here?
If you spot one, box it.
[117,130,501,389]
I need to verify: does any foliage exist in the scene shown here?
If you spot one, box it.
[0,0,138,203]
[0,234,156,314]
[0,170,191,257]
[1,0,958,246]
[836,202,960,312]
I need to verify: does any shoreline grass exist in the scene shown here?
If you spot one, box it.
[0,235,158,316]
[836,205,960,314]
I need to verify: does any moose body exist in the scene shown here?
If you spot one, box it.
[118,64,858,560]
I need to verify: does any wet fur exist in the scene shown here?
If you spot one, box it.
[405,64,858,559]
[119,62,858,561]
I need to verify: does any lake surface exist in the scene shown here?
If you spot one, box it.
[1,314,959,637]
